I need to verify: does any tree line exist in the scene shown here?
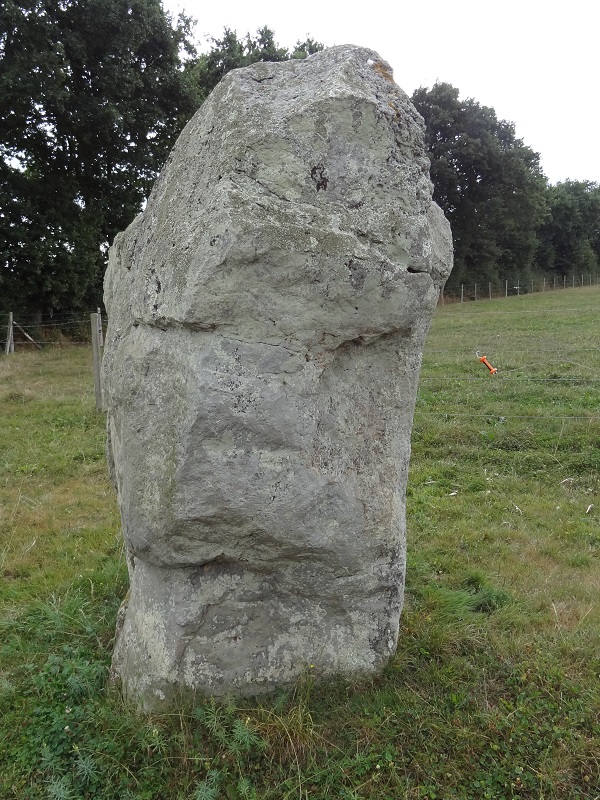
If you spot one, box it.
[411,84,600,294]
[1,0,598,319]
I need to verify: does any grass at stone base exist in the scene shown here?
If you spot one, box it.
[0,288,598,800]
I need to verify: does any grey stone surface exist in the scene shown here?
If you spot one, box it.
[103,44,452,709]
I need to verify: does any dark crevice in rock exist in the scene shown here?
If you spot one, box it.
[310,163,328,191]
[137,317,218,332]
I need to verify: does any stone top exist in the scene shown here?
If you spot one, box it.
[105,45,451,354]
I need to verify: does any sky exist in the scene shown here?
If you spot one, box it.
[162,0,599,186]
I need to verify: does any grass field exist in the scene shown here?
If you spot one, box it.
[1,288,598,800]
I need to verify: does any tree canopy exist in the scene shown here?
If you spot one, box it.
[185,27,323,105]
[535,180,600,277]
[0,8,323,318]
[2,10,597,319]
[0,0,197,317]
[412,83,549,290]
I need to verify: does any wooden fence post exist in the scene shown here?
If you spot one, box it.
[5,312,14,354]
[91,312,103,411]
[96,307,104,347]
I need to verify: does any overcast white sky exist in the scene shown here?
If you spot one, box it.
[163,0,598,186]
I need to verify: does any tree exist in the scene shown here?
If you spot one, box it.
[535,181,600,278]
[0,0,198,318]
[185,27,323,104]
[412,83,548,290]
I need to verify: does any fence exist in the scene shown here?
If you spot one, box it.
[440,272,599,304]
[3,309,106,410]
[3,279,599,412]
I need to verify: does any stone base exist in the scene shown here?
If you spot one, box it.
[111,556,404,710]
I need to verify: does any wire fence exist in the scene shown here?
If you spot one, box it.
[1,311,106,352]
[2,310,106,409]
[441,272,599,304]
[415,289,600,428]
[415,410,599,420]
[3,288,599,428]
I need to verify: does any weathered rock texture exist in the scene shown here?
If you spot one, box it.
[103,45,452,709]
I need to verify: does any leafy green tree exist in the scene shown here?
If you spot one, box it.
[0,0,198,317]
[1,13,323,318]
[535,180,600,278]
[186,27,323,104]
[290,36,324,59]
[412,83,548,291]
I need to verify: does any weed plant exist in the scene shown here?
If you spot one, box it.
[1,288,598,799]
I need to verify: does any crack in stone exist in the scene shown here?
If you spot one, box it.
[175,603,214,673]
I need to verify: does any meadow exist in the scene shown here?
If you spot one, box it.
[1,287,598,800]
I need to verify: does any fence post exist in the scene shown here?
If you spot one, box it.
[553,277,556,290]
[91,312,103,411]
[474,283,478,301]
[489,282,492,300]
[505,280,508,297]
[543,277,546,292]
[516,279,520,296]
[5,312,14,354]
[461,284,464,303]
[563,275,566,289]
[96,307,104,347]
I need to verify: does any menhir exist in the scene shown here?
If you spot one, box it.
[103,44,453,710]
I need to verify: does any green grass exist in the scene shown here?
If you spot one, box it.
[1,288,599,800]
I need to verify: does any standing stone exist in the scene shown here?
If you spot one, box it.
[103,44,452,709]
